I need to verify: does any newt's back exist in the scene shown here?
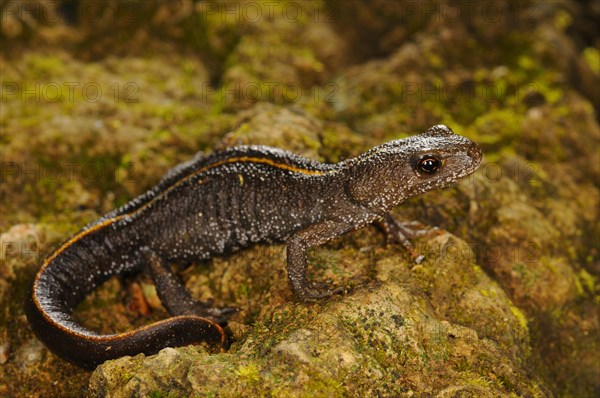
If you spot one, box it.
[102,146,340,263]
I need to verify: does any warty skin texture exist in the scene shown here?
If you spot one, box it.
[25,124,482,369]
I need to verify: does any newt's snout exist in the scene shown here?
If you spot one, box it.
[468,142,483,168]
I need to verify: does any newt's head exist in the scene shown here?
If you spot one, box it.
[347,125,482,212]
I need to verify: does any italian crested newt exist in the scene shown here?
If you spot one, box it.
[25,124,482,369]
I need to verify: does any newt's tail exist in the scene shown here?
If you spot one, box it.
[25,293,225,369]
[24,227,225,369]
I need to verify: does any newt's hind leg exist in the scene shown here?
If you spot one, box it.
[140,247,237,325]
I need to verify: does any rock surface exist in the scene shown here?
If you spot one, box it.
[88,232,544,398]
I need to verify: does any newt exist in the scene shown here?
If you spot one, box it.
[25,124,482,369]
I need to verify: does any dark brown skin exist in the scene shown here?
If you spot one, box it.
[25,124,482,369]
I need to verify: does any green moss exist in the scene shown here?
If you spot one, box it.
[235,363,261,383]
[25,54,67,79]
[511,262,538,290]
[509,304,529,333]
[583,47,599,75]
[462,371,495,388]
[300,377,344,398]
[533,81,564,105]
[553,10,573,31]
[149,391,182,398]
[576,269,597,296]
[468,109,524,160]
[573,273,585,297]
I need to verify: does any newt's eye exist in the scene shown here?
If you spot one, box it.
[416,155,441,175]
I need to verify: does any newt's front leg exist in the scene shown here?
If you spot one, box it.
[374,214,428,264]
[286,221,352,302]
